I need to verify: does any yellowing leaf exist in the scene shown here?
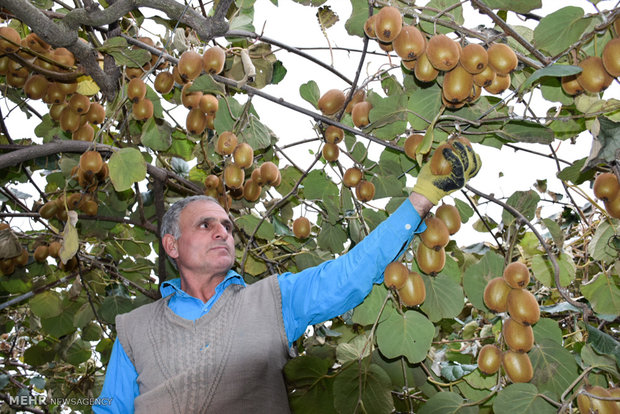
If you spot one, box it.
[59,211,79,264]
[317,6,339,30]
[76,76,100,96]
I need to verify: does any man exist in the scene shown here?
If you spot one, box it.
[94,141,480,413]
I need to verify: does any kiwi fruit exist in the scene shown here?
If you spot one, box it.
[172,65,185,85]
[398,271,426,307]
[561,75,584,96]
[0,259,15,276]
[503,261,530,289]
[181,82,203,109]
[322,143,340,162]
[460,43,488,74]
[430,143,453,176]
[487,43,518,75]
[80,151,104,174]
[355,180,375,202]
[364,14,377,39]
[178,50,204,81]
[602,38,620,78]
[48,241,62,258]
[467,83,482,103]
[503,317,534,352]
[374,6,403,43]
[124,66,144,79]
[59,107,82,133]
[260,162,280,185]
[243,179,262,202]
[577,386,618,414]
[351,101,372,128]
[414,53,439,82]
[0,56,9,75]
[502,350,533,383]
[403,134,424,159]
[0,27,21,53]
[477,344,501,375]
[484,73,511,94]
[577,56,613,93]
[86,102,106,124]
[7,73,27,88]
[507,288,540,325]
[233,142,254,168]
[393,25,426,61]
[483,277,512,313]
[206,114,215,130]
[72,123,95,142]
[442,95,465,110]
[46,83,67,104]
[416,243,445,275]
[420,216,450,251]
[49,103,67,121]
[203,46,226,75]
[292,217,311,239]
[24,74,49,100]
[127,77,147,103]
[39,200,58,219]
[216,131,238,155]
[34,245,49,263]
[24,33,50,54]
[473,65,496,88]
[426,35,460,71]
[68,93,91,114]
[378,41,394,53]
[436,203,461,235]
[443,64,474,103]
[318,89,346,115]
[324,125,344,144]
[250,169,264,187]
[345,89,366,113]
[593,172,620,202]
[81,199,98,216]
[384,262,409,289]
[154,71,175,94]
[57,81,78,96]
[223,164,244,189]
[14,248,29,267]
[604,192,620,219]
[186,108,207,135]
[199,94,219,115]
[402,59,416,71]
[204,174,221,189]
[132,98,154,121]
[343,167,363,188]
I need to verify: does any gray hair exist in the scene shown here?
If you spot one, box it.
[160,195,220,268]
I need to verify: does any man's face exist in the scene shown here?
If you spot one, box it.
[168,200,236,277]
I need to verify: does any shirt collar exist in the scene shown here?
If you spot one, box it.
[160,269,245,298]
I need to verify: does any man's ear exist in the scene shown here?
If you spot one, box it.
[162,234,179,259]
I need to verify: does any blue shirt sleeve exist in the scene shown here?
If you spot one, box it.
[278,200,426,345]
[93,338,139,413]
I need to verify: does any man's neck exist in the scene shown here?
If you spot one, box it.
[179,270,227,303]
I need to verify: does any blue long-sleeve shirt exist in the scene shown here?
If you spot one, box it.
[94,200,426,413]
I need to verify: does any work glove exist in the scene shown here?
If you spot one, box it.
[413,141,481,205]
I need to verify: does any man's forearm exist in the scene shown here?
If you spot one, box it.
[408,192,434,218]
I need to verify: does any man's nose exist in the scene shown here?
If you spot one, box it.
[212,222,227,239]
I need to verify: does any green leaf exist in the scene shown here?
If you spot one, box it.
[529,338,580,400]
[81,322,102,341]
[99,37,151,67]
[420,273,464,322]
[463,369,497,390]
[29,291,63,318]
[441,363,477,382]
[530,253,576,288]
[369,174,405,199]
[236,215,275,240]
[23,341,56,366]
[189,74,226,95]
[585,117,620,169]
[284,356,337,414]
[99,296,135,324]
[556,157,595,185]
[419,391,476,414]
[141,118,172,151]
[532,318,563,344]
[419,0,464,35]
[284,355,332,387]
[493,383,556,414]
[519,65,581,93]
[317,222,347,254]
[345,0,367,37]
[588,220,619,264]
[108,148,147,192]
[214,97,243,134]
[583,323,620,367]
[496,121,554,144]
[240,116,273,150]
[407,83,443,130]
[481,0,541,13]
[581,273,620,316]
[336,334,372,364]
[502,190,540,226]
[353,284,391,326]
[300,80,320,108]
[41,312,76,337]
[454,199,474,223]
[581,344,619,376]
[533,7,592,56]
[63,338,91,366]
[367,93,408,140]
[463,251,505,312]
[333,363,394,414]
[303,170,339,199]
[542,218,564,248]
[376,310,434,364]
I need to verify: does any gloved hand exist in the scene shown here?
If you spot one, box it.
[412,141,481,205]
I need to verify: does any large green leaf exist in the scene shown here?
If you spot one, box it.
[317,222,347,254]
[62,338,91,366]
[333,363,394,414]
[99,37,151,67]
[519,65,581,93]
[419,391,476,414]
[502,190,540,226]
[235,214,275,240]
[482,0,540,13]
[463,251,505,312]
[29,291,63,318]
[284,355,333,388]
[583,323,620,367]
[213,97,244,133]
[581,272,620,316]
[345,0,367,37]
[367,93,408,140]
[532,318,562,345]
[588,221,619,264]
[376,309,434,364]
[530,253,576,288]
[495,121,554,144]
[585,117,620,169]
[300,80,320,108]
[353,284,391,326]
[493,383,556,414]
[369,174,405,199]
[533,6,592,56]
[240,115,273,150]
[108,148,147,192]
[407,83,443,130]
[99,296,135,324]
[23,341,56,366]
[581,344,619,376]
[303,170,339,200]
[141,117,172,151]
[529,339,580,400]
[189,74,226,95]
[420,273,464,322]
[419,0,464,35]
[41,312,76,338]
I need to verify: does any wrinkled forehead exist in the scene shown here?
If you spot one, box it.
[180,199,229,223]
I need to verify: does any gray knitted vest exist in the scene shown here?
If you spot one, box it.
[115,275,291,413]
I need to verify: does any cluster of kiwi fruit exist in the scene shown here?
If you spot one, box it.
[561,18,620,96]
[576,384,620,414]
[0,223,29,276]
[479,261,540,383]
[384,261,426,307]
[32,239,78,272]
[593,171,620,219]
[416,203,461,275]
[0,26,108,139]
[363,6,519,109]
